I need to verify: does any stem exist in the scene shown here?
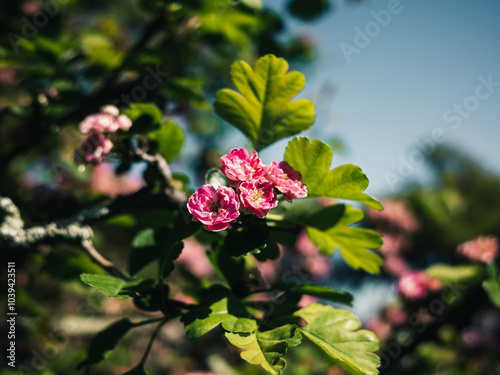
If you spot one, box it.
[132,317,165,328]
[81,240,130,281]
[139,319,168,367]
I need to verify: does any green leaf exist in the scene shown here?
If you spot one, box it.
[426,264,483,283]
[273,283,353,306]
[483,263,500,308]
[80,274,153,298]
[80,274,127,298]
[223,215,270,256]
[214,55,315,150]
[205,167,228,188]
[284,137,383,210]
[208,243,245,289]
[122,103,163,133]
[225,324,298,374]
[159,241,183,278]
[78,318,135,369]
[253,240,280,261]
[148,120,185,162]
[294,304,380,375]
[305,204,383,274]
[129,228,158,276]
[182,287,256,338]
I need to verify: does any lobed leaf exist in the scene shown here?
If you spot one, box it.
[305,204,383,274]
[225,324,298,374]
[214,55,315,150]
[284,137,383,210]
[182,287,256,338]
[294,304,380,375]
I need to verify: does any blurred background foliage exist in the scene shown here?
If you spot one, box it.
[1,0,499,374]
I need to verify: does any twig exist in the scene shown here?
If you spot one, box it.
[81,239,129,280]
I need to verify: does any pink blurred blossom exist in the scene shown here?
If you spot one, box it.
[79,105,132,134]
[457,236,499,263]
[298,294,318,308]
[385,306,408,326]
[396,271,441,300]
[175,238,213,278]
[295,231,318,256]
[74,131,113,165]
[367,199,419,233]
[303,255,331,280]
[187,185,240,231]
[266,161,307,202]
[90,163,144,197]
[379,233,410,256]
[220,148,267,186]
[365,317,391,341]
[238,179,277,218]
[383,255,410,276]
[0,68,18,86]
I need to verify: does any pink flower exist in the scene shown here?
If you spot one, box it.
[396,271,441,300]
[100,105,120,117]
[75,131,113,165]
[385,306,408,326]
[80,113,118,134]
[187,185,240,232]
[238,179,277,218]
[266,161,307,202]
[220,148,267,186]
[298,295,318,308]
[79,105,132,134]
[116,114,132,130]
[457,236,499,263]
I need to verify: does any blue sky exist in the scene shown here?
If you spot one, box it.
[261,0,500,197]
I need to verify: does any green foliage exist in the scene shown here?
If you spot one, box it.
[214,55,315,150]
[122,103,164,134]
[288,0,331,21]
[226,324,299,375]
[80,274,154,298]
[78,318,135,369]
[294,304,380,375]
[483,262,500,308]
[273,283,354,306]
[148,120,185,162]
[305,204,383,274]
[284,137,383,210]
[426,264,483,283]
[181,286,256,338]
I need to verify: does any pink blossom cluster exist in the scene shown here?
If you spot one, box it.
[396,271,442,300]
[457,236,499,263]
[187,148,307,232]
[75,105,132,165]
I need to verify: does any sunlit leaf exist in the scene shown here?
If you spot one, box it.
[214,55,315,150]
[305,204,383,274]
[225,324,298,374]
[284,137,383,210]
[294,304,380,375]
